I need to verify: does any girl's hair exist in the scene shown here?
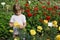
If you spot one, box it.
[13,3,21,14]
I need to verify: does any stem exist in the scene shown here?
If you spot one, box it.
[33,36,35,40]
[3,5,4,9]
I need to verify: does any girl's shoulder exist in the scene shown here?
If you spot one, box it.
[21,14,26,17]
[11,15,16,18]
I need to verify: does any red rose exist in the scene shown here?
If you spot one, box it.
[47,1,50,5]
[54,6,59,9]
[52,10,56,13]
[39,19,43,23]
[25,9,30,13]
[27,12,32,17]
[25,3,29,7]
[40,1,43,4]
[42,5,46,9]
[47,8,52,11]
[58,12,60,16]
[46,16,50,21]
[34,6,38,11]
[33,13,37,16]
[16,0,18,2]
[43,12,47,16]
[52,10,56,16]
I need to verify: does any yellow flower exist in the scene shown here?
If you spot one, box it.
[55,35,60,40]
[14,38,17,40]
[14,37,20,40]
[53,24,58,28]
[37,26,43,31]
[37,29,41,32]
[47,38,50,40]
[52,21,58,27]
[52,21,57,25]
[9,30,13,33]
[14,21,20,28]
[44,20,48,24]
[59,26,60,31]
[30,29,36,36]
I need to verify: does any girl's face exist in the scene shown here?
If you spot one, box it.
[16,10,22,15]
[15,4,22,15]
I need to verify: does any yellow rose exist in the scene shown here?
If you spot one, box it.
[53,24,58,28]
[14,38,17,40]
[59,26,60,31]
[37,29,41,32]
[52,21,57,25]
[47,38,50,40]
[44,20,48,24]
[37,26,43,31]
[14,21,20,28]
[55,35,60,40]
[30,29,36,36]
[9,30,13,33]
[52,21,58,27]
[14,37,20,40]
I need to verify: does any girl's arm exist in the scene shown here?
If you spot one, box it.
[9,22,14,27]
[23,22,26,28]
[20,22,26,29]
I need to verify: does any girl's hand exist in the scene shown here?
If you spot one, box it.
[20,25,24,29]
[9,22,14,27]
[20,22,26,29]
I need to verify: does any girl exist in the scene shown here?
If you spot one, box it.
[9,3,26,38]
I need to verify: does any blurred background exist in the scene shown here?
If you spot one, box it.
[0,0,60,40]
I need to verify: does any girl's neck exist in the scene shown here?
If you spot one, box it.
[16,13,22,16]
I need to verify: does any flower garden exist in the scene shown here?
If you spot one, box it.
[0,0,60,40]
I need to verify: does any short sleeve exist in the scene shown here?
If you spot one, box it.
[10,16,14,22]
[23,15,26,23]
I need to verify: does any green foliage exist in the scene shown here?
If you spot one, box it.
[0,0,60,40]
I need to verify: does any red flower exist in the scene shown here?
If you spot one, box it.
[40,1,43,4]
[54,6,59,9]
[33,13,37,16]
[16,0,18,2]
[52,10,56,13]
[43,12,47,16]
[47,1,50,5]
[34,6,38,11]
[46,16,50,21]
[39,19,43,23]
[52,10,56,16]
[25,9,30,13]
[27,12,32,17]
[42,5,46,9]
[25,3,29,7]
[58,12,60,16]
[47,8,52,11]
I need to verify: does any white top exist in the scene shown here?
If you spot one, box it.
[10,14,26,26]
